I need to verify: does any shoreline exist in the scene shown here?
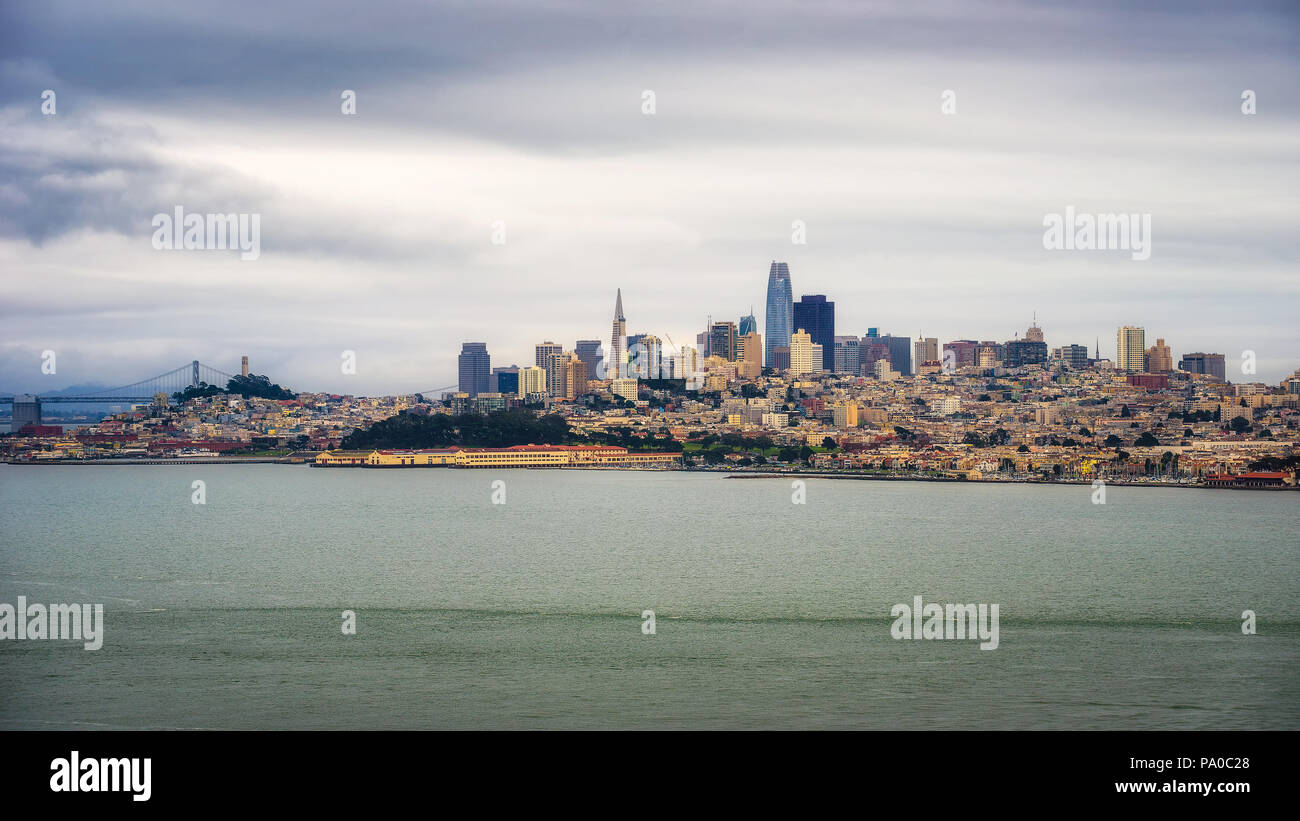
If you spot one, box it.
[4,459,1295,490]
[717,470,1298,490]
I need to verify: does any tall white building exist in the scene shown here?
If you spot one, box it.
[1116,326,1145,372]
[519,366,547,397]
[790,329,815,374]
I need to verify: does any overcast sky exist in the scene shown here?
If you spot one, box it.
[2,0,1297,394]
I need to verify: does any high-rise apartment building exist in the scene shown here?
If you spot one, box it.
[736,331,762,379]
[1004,339,1048,368]
[629,334,663,379]
[833,336,860,374]
[790,329,816,374]
[1116,326,1146,372]
[519,366,547,397]
[1056,344,1089,369]
[1145,338,1173,372]
[552,354,588,400]
[860,342,890,375]
[738,331,762,366]
[709,321,738,362]
[943,340,981,368]
[535,341,564,394]
[771,346,791,371]
[535,341,563,371]
[457,342,490,397]
[1179,352,1226,381]
[914,337,938,368]
[793,295,835,371]
[764,262,793,368]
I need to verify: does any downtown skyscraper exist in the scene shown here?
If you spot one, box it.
[738,309,758,338]
[610,289,627,379]
[793,294,835,372]
[764,262,793,368]
[457,342,490,396]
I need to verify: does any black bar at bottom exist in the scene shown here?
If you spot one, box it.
[0,731,1281,808]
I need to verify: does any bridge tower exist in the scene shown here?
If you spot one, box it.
[192,360,201,387]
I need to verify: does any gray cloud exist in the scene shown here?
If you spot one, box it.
[0,0,1297,393]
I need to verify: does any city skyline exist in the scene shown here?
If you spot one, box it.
[1,269,1288,396]
[3,1,1298,394]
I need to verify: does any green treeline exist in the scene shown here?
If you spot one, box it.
[341,409,683,452]
[173,374,295,402]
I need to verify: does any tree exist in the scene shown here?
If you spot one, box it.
[821,436,837,449]
[226,373,295,400]
[341,408,574,450]
[1104,434,1124,448]
[172,381,223,402]
[963,431,988,448]
[1229,416,1252,434]
[1135,431,1159,447]
[1017,444,1030,453]
[1120,404,1132,418]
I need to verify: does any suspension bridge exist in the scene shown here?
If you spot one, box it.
[0,360,463,406]
[0,361,237,405]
